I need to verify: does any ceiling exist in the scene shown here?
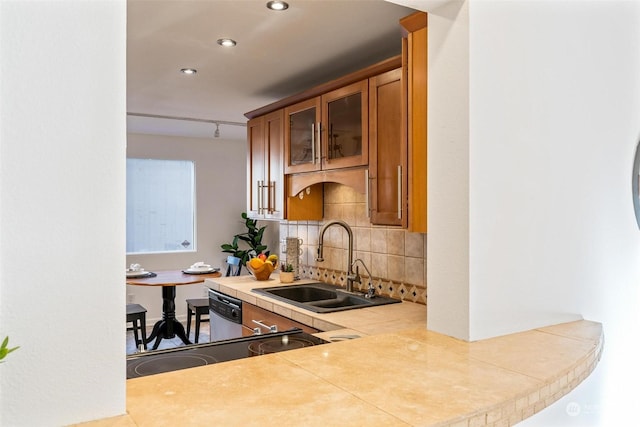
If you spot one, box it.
[126,0,417,141]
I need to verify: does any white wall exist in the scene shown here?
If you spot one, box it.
[412,0,640,425]
[0,1,126,425]
[126,132,257,321]
[468,0,640,339]
[469,2,640,425]
[423,0,472,340]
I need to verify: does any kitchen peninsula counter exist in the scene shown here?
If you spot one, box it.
[76,276,603,427]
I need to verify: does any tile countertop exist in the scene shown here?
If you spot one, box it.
[208,275,429,336]
[76,276,603,427]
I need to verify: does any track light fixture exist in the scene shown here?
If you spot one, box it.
[126,113,246,140]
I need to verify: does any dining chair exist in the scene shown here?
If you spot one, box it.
[126,303,148,350]
[186,256,242,343]
[225,255,242,277]
[186,298,209,344]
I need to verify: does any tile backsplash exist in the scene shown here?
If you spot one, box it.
[278,183,427,304]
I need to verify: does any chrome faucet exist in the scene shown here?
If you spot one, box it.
[351,258,376,298]
[316,220,356,292]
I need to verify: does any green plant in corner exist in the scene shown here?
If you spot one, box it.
[221,212,269,268]
[0,336,19,363]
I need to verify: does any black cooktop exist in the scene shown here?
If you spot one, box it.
[126,329,326,379]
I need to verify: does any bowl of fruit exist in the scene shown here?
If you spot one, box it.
[246,253,278,281]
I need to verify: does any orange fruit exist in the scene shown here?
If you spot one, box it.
[249,257,264,270]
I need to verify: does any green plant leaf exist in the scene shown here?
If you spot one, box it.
[0,336,18,361]
[236,235,252,243]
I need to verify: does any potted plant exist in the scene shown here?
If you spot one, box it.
[221,212,269,273]
[279,263,295,283]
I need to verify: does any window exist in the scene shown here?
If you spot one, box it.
[126,158,195,254]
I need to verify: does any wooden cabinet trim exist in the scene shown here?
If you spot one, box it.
[406,23,428,233]
[287,167,366,196]
[400,11,427,34]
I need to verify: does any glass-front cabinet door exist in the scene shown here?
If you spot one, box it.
[284,98,322,174]
[284,80,368,174]
[321,80,368,170]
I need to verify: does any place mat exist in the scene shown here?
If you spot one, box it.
[126,272,157,279]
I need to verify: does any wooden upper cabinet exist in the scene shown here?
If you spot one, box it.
[368,68,407,227]
[401,11,428,233]
[284,80,368,174]
[247,109,284,220]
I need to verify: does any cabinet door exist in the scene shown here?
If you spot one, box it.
[321,80,368,170]
[264,110,284,220]
[369,68,406,226]
[247,116,265,218]
[284,97,322,174]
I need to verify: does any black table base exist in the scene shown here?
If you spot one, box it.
[146,285,192,350]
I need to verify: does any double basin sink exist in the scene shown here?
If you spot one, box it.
[252,282,401,313]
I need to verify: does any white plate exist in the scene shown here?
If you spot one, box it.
[183,268,217,274]
[126,270,149,277]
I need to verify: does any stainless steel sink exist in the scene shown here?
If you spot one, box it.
[264,285,337,303]
[307,295,371,309]
[252,282,401,313]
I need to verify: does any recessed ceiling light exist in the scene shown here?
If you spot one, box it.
[217,38,237,47]
[180,68,197,75]
[267,1,289,11]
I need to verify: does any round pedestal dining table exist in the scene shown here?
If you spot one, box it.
[126,269,222,350]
